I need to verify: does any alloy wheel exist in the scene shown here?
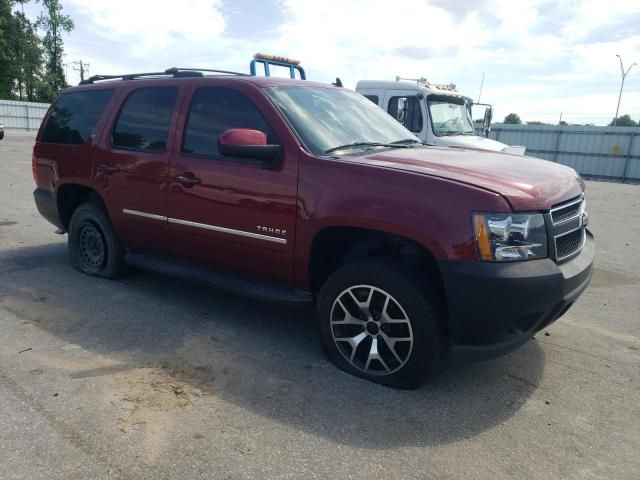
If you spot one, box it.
[330,285,414,375]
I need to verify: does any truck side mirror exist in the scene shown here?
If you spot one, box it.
[483,107,493,137]
[218,129,281,167]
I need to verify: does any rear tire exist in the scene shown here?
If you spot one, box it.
[68,202,128,279]
[317,261,442,389]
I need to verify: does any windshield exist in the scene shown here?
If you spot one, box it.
[265,86,419,155]
[428,96,475,136]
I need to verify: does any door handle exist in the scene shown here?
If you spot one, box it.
[174,173,202,186]
[96,164,119,175]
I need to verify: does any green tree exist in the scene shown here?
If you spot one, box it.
[37,0,73,101]
[0,0,14,98]
[526,121,548,125]
[21,14,43,101]
[503,113,522,124]
[609,115,638,127]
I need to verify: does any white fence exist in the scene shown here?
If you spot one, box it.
[0,99,50,131]
[487,124,640,183]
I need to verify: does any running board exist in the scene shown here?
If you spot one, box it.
[124,253,312,304]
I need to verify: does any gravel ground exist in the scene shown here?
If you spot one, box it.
[1,131,639,480]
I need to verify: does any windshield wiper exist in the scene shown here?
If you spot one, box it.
[390,138,426,146]
[324,142,410,154]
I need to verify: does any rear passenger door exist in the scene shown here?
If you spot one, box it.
[166,85,298,285]
[35,89,114,195]
[93,86,182,254]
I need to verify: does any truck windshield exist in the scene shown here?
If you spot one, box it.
[265,86,420,155]
[428,96,475,136]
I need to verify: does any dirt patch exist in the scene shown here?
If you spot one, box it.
[109,367,206,465]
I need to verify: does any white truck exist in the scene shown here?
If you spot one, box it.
[356,78,525,155]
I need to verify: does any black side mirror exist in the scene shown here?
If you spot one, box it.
[483,107,493,137]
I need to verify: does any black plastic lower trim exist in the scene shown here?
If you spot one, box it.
[33,187,63,230]
[124,252,312,304]
[439,232,595,361]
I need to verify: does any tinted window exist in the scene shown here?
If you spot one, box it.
[182,87,276,157]
[363,95,379,105]
[112,87,177,152]
[42,90,113,145]
[388,96,423,133]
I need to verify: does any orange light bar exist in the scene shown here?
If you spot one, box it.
[473,215,493,260]
[254,53,301,65]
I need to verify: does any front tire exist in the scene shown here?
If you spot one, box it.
[317,262,442,389]
[68,202,128,278]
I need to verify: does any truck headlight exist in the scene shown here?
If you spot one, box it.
[473,213,547,261]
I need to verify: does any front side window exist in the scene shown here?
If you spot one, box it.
[428,96,475,136]
[388,96,423,133]
[42,89,113,145]
[265,87,418,156]
[112,87,178,152]
[182,87,277,158]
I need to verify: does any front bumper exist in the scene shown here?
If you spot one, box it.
[438,231,595,361]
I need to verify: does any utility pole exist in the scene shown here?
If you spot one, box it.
[477,72,485,103]
[613,55,636,126]
[72,59,90,82]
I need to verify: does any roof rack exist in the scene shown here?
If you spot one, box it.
[250,53,306,80]
[79,67,248,85]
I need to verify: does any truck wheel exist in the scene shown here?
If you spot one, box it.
[317,262,442,389]
[68,202,128,279]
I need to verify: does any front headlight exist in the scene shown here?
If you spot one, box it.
[473,213,547,261]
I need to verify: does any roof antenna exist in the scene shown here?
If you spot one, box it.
[332,77,343,87]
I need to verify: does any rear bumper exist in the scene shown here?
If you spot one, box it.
[438,231,595,361]
[34,187,63,229]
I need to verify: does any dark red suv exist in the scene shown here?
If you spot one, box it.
[32,67,594,388]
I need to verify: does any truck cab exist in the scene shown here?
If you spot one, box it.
[356,78,525,155]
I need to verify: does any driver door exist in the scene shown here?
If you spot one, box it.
[383,91,427,141]
[165,84,298,285]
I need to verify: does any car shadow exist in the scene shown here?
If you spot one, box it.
[0,242,545,449]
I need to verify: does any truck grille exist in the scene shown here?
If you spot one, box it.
[550,195,586,262]
[551,201,582,224]
[556,228,585,260]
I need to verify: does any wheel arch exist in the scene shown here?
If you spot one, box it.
[57,182,109,231]
[307,225,449,340]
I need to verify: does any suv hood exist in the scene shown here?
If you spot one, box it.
[350,146,583,211]
[432,135,526,155]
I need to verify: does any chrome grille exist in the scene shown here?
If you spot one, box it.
[550,195,587,262]
[551,200,582,224]
[556,228,586,260]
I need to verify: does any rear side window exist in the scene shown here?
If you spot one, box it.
[42,90,113,145]
[112,87,178,152]
[388,96,423,133]
[182,87,276,158]
[363,95,379,105]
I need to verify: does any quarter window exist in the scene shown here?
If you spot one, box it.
[363,95,379,105]
[112,87,178,152]
[42,90,113,145]
[387,96,423,133]
[182,87,277,158]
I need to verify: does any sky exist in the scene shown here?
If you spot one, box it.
[21,0,640,125]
